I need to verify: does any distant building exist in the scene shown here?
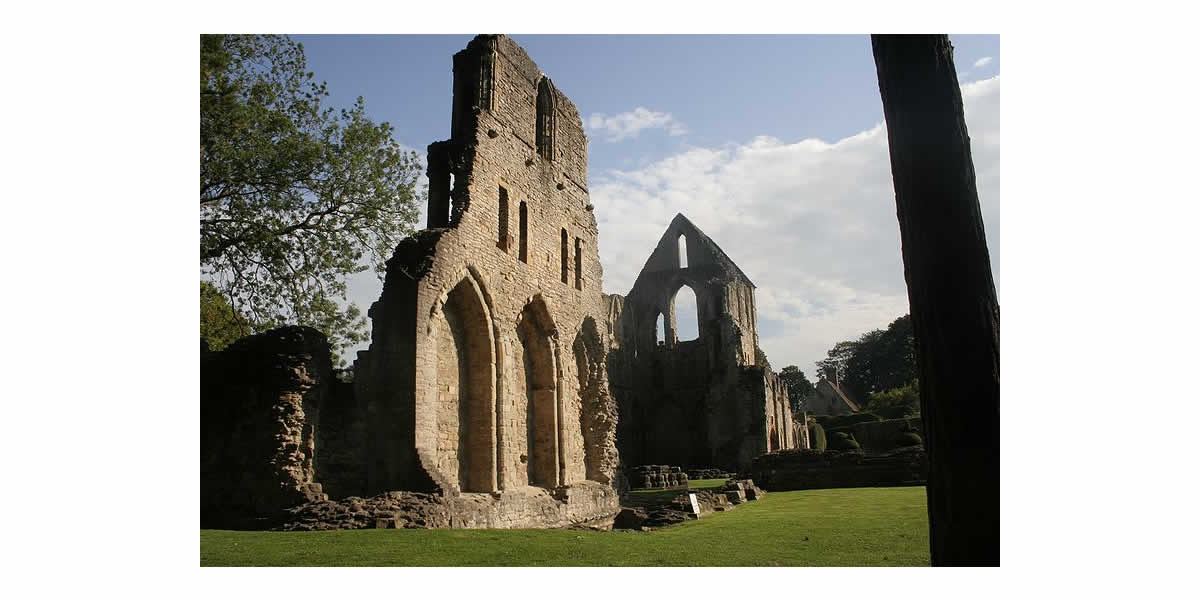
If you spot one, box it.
[809,379,860,415]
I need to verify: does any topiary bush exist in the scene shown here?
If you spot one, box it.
[828,431,861,451]
[809,422,826,451]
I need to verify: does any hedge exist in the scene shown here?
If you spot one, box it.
[816,412,882,430]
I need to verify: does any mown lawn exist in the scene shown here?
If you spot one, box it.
[201,486,929,567]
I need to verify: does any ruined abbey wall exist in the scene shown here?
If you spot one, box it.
[351,35,620,526]
[200,327,332,527]
[606,215,796,473]
[200,35,798,530]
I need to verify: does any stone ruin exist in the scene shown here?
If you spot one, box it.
[628,465,689,489]
[689,467,736,480]
[201,34,803,531]
[606,215,799,474]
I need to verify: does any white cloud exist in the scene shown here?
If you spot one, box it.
[586,107,687,142]
[591,77,1001,375]
[973,56,994,69]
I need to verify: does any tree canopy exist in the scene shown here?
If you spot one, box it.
[815,314,917,403]
[200,281,252,352]
[200,34,423,357]
[778,365,814,416]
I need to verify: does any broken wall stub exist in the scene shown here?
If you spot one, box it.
[606,214,796,473]
[352,34,619,527]
[200,326,332,527]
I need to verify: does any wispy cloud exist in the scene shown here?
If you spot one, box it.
[586,107,687,142]
[973,56,994,69]
[590,76,1001,374]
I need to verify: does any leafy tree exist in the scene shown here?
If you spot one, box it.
[815,314,918,404]
[200,34,423,358]
[200,281,253,352]
[866,380,921,418]
[778,365,814,416]
[815,340,857,383]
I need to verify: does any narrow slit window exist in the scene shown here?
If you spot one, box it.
[560,228,569,284]
[518,201,529,263]
[574,237,583,290]
[497,186,509,251]
[536,78,556,161]
[479,44,496,111]
[678,234,688,268]
[655,313,665,346]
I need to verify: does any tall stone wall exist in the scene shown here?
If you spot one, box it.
[352,34,620,526]
[606,214,797,473]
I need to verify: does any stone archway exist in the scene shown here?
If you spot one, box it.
[432,274,497,493]
[515,296,559,488]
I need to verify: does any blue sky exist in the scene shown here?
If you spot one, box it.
[294,34,1001,378]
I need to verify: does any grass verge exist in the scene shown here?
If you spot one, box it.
[201,486,929,567]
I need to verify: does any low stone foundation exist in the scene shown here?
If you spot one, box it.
[628,465,689,489]
[688,468,735,480]
[280,481,620,531]
[612,479,763,531]
[749,447,928,491]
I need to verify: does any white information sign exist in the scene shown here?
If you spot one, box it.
[688,492,701,516]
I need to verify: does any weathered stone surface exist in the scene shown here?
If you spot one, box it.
[643,508,692,528]
[281,481,618,531]
[688,468,734,480]
[606,215,797,474]
[200,326,332,528]
[628,464,689,489]
[347,34,620,528]
[612,507,648,530]
[750,447,928,491]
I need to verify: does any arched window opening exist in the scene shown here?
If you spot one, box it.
[674,285,699,342]
[536,78,556,161]
[518,201,529,263]
[655,313,665,346]
[497,186,509,252]
[574,237,583,290]
[678,234,688,268]
[560,228,569,284]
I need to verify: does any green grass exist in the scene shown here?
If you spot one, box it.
[200,486,929,567]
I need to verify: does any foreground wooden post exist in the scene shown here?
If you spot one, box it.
[871,34,1000,566]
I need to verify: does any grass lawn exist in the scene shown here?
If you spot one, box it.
[201,486,929,567]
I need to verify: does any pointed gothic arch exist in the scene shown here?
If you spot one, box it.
[516,296,560,488]
[428,271,499,493]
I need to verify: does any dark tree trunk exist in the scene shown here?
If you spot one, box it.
[871,34,1000,566]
